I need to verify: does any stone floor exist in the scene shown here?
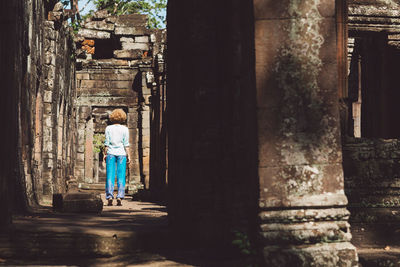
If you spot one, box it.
[350,208,400,266]
[0,194,250,267]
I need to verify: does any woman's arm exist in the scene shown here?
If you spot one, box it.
[104,127,110,162]
[125,147,130,163]
[103,146,108,162]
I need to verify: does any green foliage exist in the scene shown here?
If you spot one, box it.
[232,230,257,256]
[93,133,106,153]
[91,0,167,28]
[70,19,82,34]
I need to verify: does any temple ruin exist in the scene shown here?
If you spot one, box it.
[3,0,400,265]
[73,10,166,193]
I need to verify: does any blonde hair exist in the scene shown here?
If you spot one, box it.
[109,109,127,124]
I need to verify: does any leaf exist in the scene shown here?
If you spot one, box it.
[241,249,251,255]
[232,240,242,246]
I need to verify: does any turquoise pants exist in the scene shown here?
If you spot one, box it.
[105,154,126,199]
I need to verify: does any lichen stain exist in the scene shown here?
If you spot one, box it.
[272,0,342,196]
[280,165,324,196]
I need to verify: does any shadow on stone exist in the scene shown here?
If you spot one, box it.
[53,192,103,213]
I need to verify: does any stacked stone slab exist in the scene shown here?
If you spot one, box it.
[74,10,166,193]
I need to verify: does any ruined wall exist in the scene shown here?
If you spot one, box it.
[344,138,400,210]
[343,0,400,226]
[38,12,77,203]
[345,0,400,138]
[75,11,166,192]
[167,0,258,243]
[0,0,77,219]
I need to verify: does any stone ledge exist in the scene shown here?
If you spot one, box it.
[53,192,103,213]
[263,242,358,267]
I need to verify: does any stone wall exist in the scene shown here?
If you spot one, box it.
[75,11,166,193]
[38,13,77,203]
[344,0,400,138]
[0,0,77,221]
[343,138,400,209]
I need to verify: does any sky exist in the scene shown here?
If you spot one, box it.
[77,0,167,28]
[78,0,97,15]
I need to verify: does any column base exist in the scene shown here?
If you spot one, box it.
[263,242,358,267]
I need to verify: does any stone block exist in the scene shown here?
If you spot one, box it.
[43,141,53,153]
[92,9,109,20]
[150,33,156,43]
[44,91,53,103]
[79,79,133,89]
[78,29,111,39]
[48,11,63,21]
[84,21,114,31]
[115,14,147,27]
[114,49,143,59]
[142,128,150,136]
[82,39,95,46]
[79,58,130,68]
[115,26,147,36]
[135,36,149,43]
[43,102,52,115]
[43,21,55,29]
[121,42,149,51]
[79,106,91,120]
[120,37,134,43]
[66,177,79,193]
[53,2,63,12]
[89,73,134,81]
[45,159,54,169]
[53,192,103,213]
[76,73,90,80]
[105,16,117,23]
[82,45,95,55]
[76,152,85,161]
[44,116,53,127]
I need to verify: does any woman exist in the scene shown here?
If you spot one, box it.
[103,108,130,206]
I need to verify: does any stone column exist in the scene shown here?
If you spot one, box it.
[254,0,358,265]
[84,117,94,183]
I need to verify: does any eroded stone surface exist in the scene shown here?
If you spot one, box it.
[255,0,357,265]
[53,192,103,213]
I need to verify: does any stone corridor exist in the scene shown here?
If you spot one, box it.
[0,196,252,266]
[5,0,400,266]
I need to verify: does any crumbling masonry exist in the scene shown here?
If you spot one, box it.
[74,10,166,193]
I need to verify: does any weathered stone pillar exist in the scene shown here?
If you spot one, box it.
[254,0,358,265]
